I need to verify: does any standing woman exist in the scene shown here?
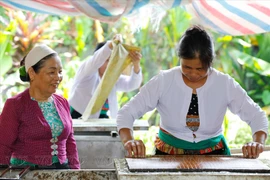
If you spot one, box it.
[69,34,142,119]
[117,26,268,158]
[0,45,80,169]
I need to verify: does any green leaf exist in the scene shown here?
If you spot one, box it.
[232,38,252,48]
[256,34,270,63]
[262,90,270,105]
[229,49,270,76]
[0,55,12,76]
[217,35,232,42]
[0,20,17,77]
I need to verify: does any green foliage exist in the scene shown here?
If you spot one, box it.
[229,49,270,76]
[0,20,16,76]
[223,114,229,139]
[214,32,270,148]
[262,90,270,106]
[0,6,269,150]
[133,7,191,80]
[214,33,270,108]
[256,34,270,62]
[49,16,95,58]
[134,126,159,155]
[232,128,252,148]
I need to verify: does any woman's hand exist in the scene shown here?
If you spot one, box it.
[129,51,142,74]
[243,131,267,158]
[109,34,123,49]
[242,142,264,158]
[119,128,146,158]
[113,34,123,43]
[124,139,146,158]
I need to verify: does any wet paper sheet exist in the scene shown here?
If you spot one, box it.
[126,155,270,173]
[82,41,140,121]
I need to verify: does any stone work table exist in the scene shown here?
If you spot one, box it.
[114,152,270,180]
[12,169,116,180]
[1,152,269,180]
[114,158,270,180]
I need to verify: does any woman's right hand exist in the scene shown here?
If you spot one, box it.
[113,34,123,43]
[124,139,146,158]
[109,34,123,49]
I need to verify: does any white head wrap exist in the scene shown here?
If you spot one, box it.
[25,44,57,72]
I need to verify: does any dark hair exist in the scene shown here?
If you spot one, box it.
[177,26,215,69]
[20,53,57,82]
[94,41,107,52]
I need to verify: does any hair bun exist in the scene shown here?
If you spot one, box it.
[186,26,205,35]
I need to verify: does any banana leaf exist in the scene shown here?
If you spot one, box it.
[228,49,270,77]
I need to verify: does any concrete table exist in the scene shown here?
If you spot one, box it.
[114,152,270,180]
[1,152,269,180]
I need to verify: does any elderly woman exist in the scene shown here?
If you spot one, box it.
[117,26,268,159]
[0,45,80,169]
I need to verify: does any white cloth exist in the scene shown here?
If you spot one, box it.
[25,44,56,72]
[68,42,142,119]
[117,67,268,143]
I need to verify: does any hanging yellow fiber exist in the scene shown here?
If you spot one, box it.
[82,41,140,121]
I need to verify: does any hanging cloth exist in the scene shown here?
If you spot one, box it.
[82,41,140,121]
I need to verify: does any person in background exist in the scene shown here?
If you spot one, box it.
[69,34,142,119]
[116,26,268,159]
[0,44,80,169]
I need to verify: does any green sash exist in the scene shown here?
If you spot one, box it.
[158,129,231,155]
[70,106,74,113]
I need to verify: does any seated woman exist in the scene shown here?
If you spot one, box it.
[0,44,80,169]
[116,26,268,159]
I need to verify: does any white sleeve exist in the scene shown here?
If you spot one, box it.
[116,72,163,131]
[76,42,112,80]
[115,67,142,92]
[227,77,268,136]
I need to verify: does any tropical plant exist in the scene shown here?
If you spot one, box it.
[1,6,269,149]
[214,33,270,147]
[0,9,55,109]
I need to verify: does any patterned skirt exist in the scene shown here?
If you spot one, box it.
[154,129,226,155]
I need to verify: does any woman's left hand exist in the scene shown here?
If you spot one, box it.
[242,142,264,158]
[129,51,142,74]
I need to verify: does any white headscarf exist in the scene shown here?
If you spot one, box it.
[25,44,57,72]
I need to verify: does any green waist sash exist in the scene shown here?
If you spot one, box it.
[158,130,231,155]
[10,156,60,167]
[70,106,74,114]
